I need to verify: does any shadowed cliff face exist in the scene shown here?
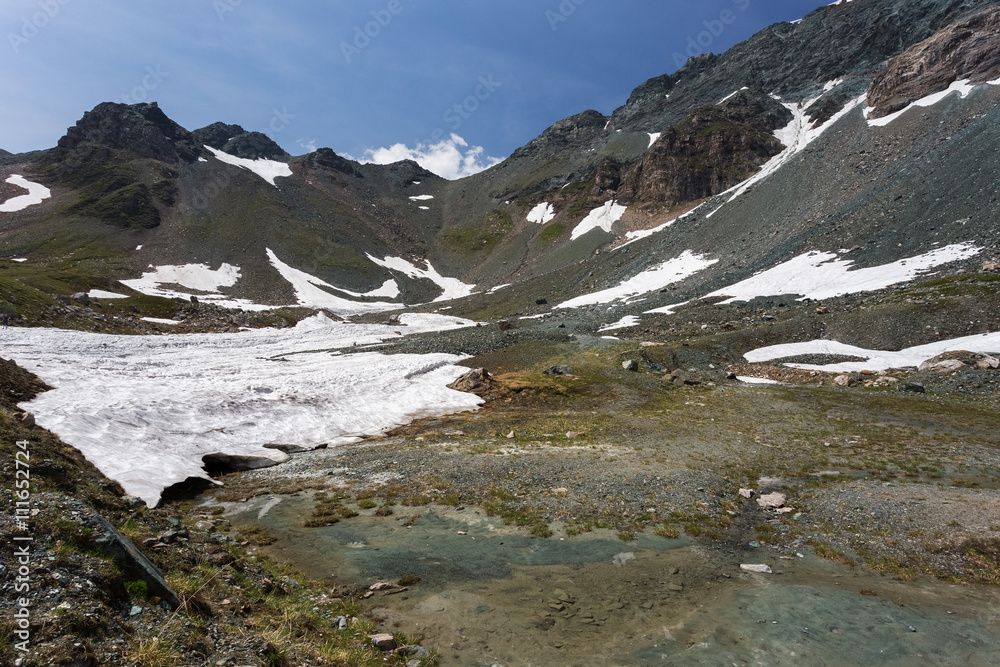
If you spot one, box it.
[619,90,792,206]
[867,6,1000,118]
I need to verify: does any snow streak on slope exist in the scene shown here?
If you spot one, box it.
[204,146,293,186]
[571,200,627,240]
[706,91,867,217]
[266,248,401,315]
[864,79,1000,127]
[8,314,481,506]
[704,243,980,303]
[745,332,1000,373]
[366,255,476,302]
[527,202,556,224]
[557,251,718,309]
[120,263,271,310]
[0,175,51,212]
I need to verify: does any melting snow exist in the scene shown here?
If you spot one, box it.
[11,258,28,263]
[266,249,400,315]
[737,376,780,385]
[121,261,273,311]
[719,87,749,104]
[745,332,1000,373]
[141,317,179,325]
[704,94,867,218]
[557,251,719,309]
[647,132,662,148]
[704,243,980,303]
[409,195,434,201]
[366,254,475,302]
[7,314,481,506]
[571,200,627,240]
[527,202,556,224]
[88,290,129,300]
[864,79,991,128]
[598,316,640,332]
[204,146,292,186]
[0,175,51,212]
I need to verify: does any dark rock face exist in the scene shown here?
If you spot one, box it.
[619,90,791,205]
[867,6,1000,118]
[192,121,289,160]
[507,110,609,164]
[56,102,199,163]
[309,147,363,177]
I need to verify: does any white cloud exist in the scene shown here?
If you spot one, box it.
[356,134,503,180]
[297,139,317,153]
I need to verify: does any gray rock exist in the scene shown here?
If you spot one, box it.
[93,515,180,610]
[20,412,35,428]
[398,645,430,658]
[369,633,397,651]
[543,365,574,375]
[900,382,925,393]
[536,297,548,305]
[622,360,639,372]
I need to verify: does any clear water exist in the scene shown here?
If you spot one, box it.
[224,495,1000,666]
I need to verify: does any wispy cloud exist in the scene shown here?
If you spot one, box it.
[353,133,503,180]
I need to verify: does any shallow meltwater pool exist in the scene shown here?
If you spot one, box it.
[224,495,1000,666]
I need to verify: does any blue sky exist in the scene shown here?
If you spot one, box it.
[2,0,823,177]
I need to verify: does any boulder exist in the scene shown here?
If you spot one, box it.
[543,365,574,376]
[447,367,492,394]
[757,492,786,509]
[976,355,999,370]
[92,515,180,610]
[833,375,854,387]
[622,360,640,372]
[369,634,397,651]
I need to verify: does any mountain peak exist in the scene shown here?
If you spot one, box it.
[56,102,199,163]
[192,122,289,160]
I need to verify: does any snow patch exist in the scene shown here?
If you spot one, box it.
[705,243,980,303]
[0,175,51,212]
[266,248,400,315]
[204,146,292,186]
[557,251,718,309]
[745,332,1000,373]
[570,200,627,240]
[527,202,556,224]
[598,316,640,332]
[366,254,476,302]
[647,132,662,148]
[409,195,434,201]
[88,290,129,300]
[865,79,979,127]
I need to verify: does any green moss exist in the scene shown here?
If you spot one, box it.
[537,222,565,245]
[443,208,514,253]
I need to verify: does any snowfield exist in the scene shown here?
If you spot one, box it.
[527,202,556,224]
[7,313,481,506]
[0,175,51,212]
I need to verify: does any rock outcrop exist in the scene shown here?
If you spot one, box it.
[867,6,1000,119]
